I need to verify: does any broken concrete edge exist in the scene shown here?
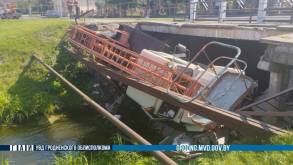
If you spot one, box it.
[136,22,289,41]
[277,25,293,32]
[260,33,293,45]
[259,34,293,67]
[137,21,293,31]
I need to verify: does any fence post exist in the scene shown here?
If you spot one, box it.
[218,0,227,22]
[173,5,176,21]
[290,7,293,24]
[257,0,267,23]
[189,0,198,22]
[249,9,253,23]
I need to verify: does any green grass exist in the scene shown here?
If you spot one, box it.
[1,154,9,165]
[0,19,71,123]
[54,133,293,165]
[54,134,158,165]
[0,19,105,124]
[0,20,157,164]
[191,133,293,165]
[54,151,158,165]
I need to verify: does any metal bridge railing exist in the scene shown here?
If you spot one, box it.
[166,41,245,104]
[191,7,293,24]
[71,1,293,24]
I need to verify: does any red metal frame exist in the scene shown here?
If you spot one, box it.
[69,25,202,97]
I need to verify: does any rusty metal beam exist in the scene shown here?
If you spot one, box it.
[239,111,293,117]
[236,86,293,112]
[66,48,289,137]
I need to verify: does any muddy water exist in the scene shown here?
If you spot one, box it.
[0,111,116,164]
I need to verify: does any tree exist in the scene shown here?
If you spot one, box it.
[16,0,39,14]
[38,0,54,11]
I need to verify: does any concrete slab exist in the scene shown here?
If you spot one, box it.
[277,25,293,31]
[261,33,293,45]
[137,22,291,41]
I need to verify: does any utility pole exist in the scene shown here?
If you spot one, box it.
[189,0,198,21]
[86,0,89,11]
[60,0,63,17]
[145,0,150,18]
[218,0,227,22]
[257,0,267,23]
[32,54,177,165]
[28,0,32,16]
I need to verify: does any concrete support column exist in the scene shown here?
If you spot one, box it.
[218,0,227,22]
[189,0,198,21]
[257,0,267,23]
[268,72,283,95]
[60,0,63,17]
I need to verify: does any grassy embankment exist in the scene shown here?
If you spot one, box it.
[0,19,157,164]
[0,19,71,123]
[55,134,157,165]
[0,19,110,123]
[0,19,292,165]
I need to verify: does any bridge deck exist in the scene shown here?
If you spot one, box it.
[261,32,293,44]
[137,22,293,41]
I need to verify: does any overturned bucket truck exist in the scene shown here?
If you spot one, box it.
[126,45,256,132]
[68,23,282,146]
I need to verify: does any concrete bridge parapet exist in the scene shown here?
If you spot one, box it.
[137,22,293,41]
[258,33,293,103]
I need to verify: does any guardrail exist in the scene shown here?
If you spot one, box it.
[11,1,293,24]
[92,2,293,24]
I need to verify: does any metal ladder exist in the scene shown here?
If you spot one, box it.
[69,25,193,96]
[69,26,249,107]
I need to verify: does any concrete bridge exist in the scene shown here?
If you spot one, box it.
[137,22,293,41]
